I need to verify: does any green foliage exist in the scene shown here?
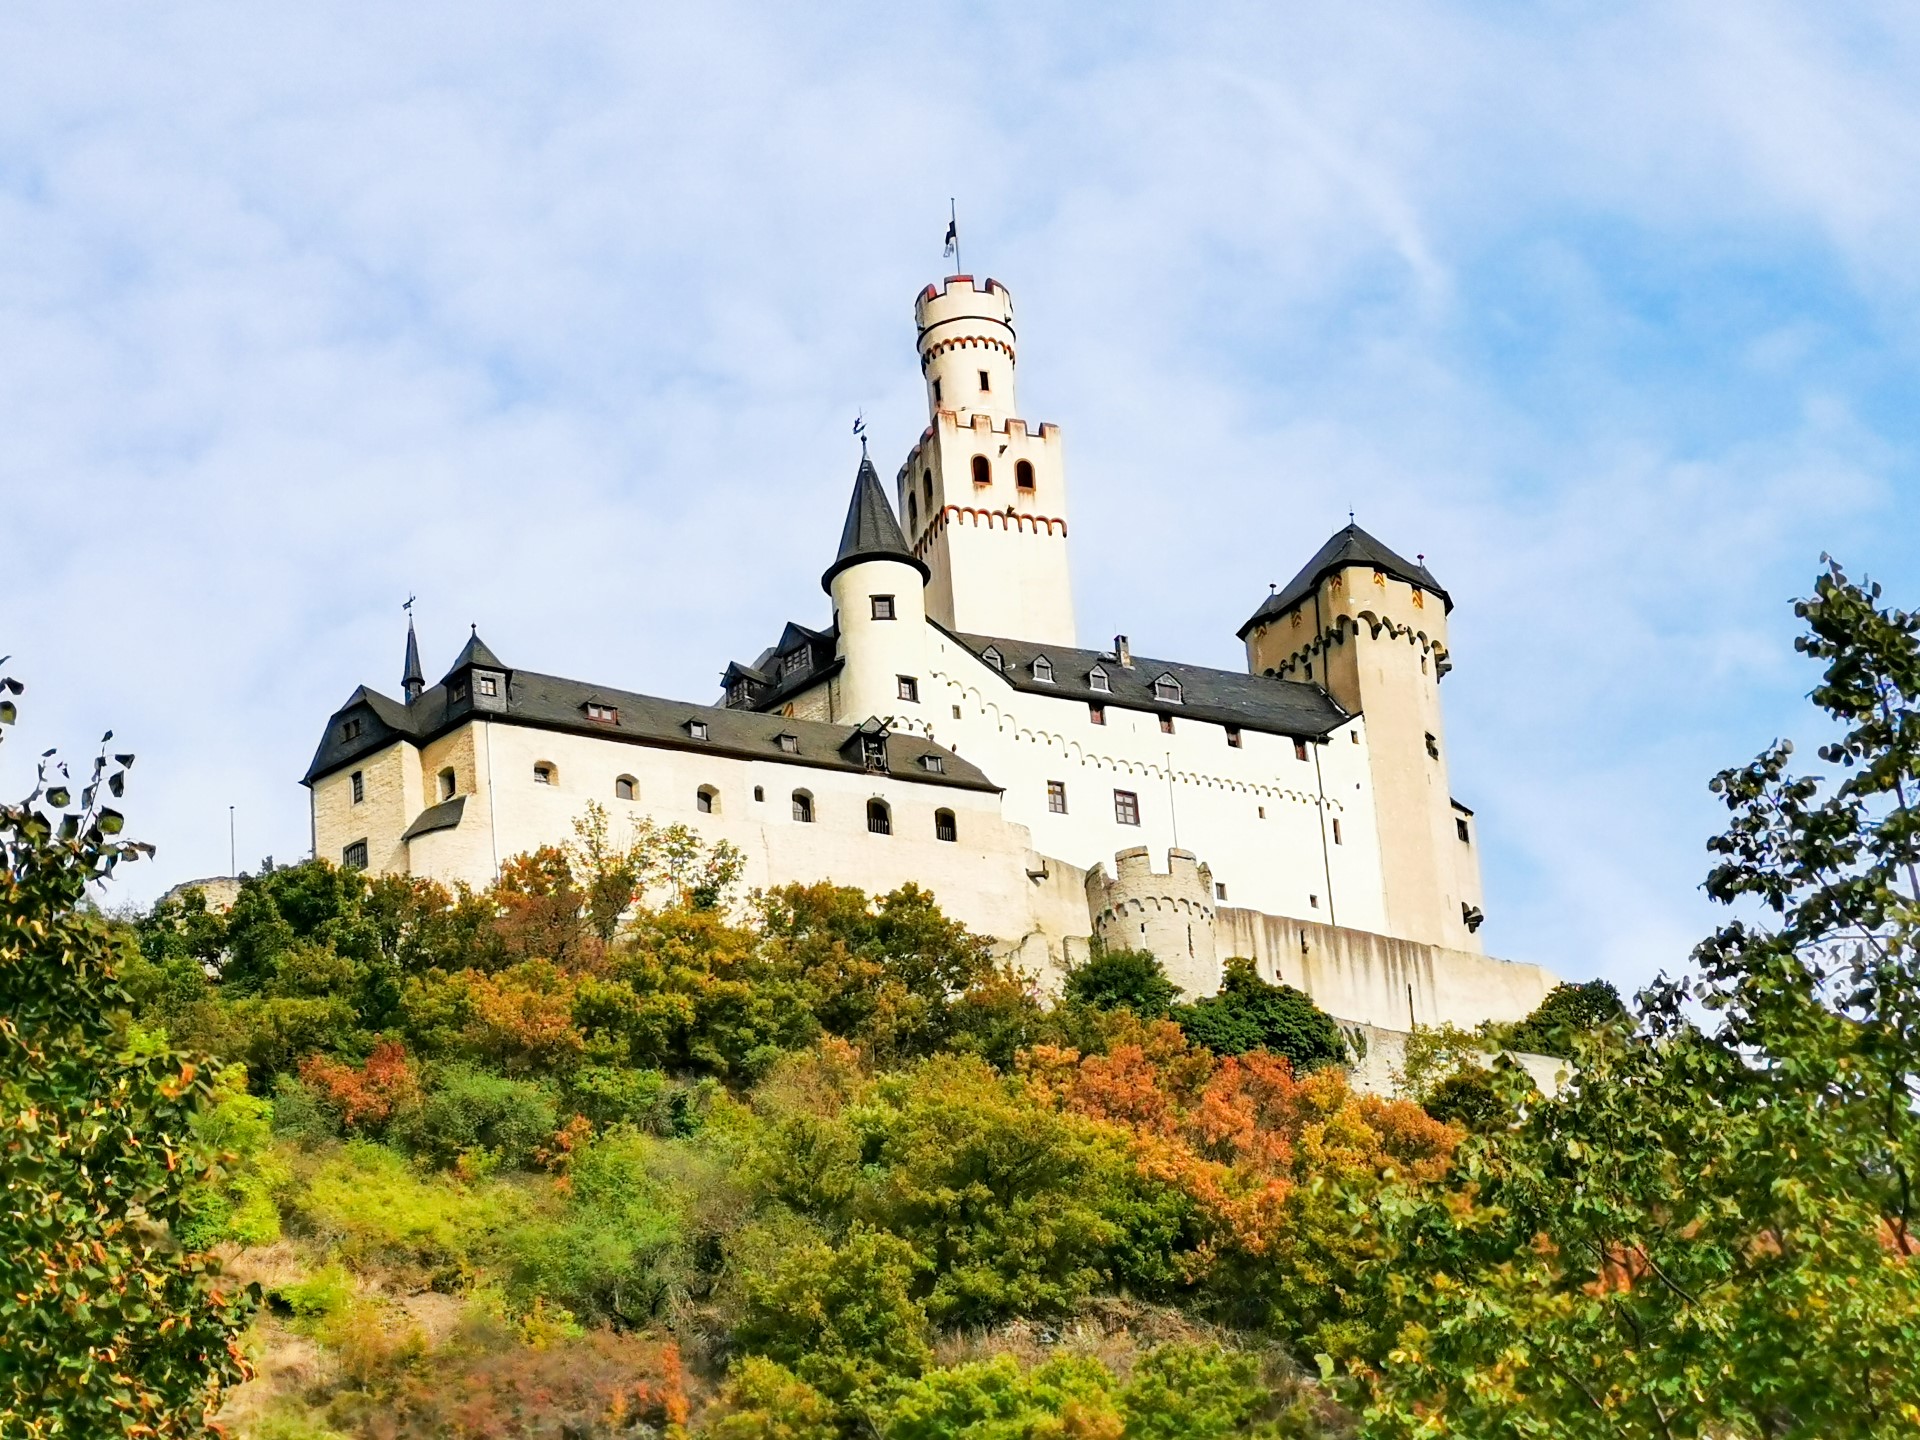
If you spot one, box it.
[1063,943,1181,1017]
[396,1067,558,1170]
[736,1223,932,1398]
[706,1357,840,1440]
[177,1065,287,1247]
[293,1141,528,1280]
[1351,560,1920,1437]
[1174,959,1348,1070]
[1500,979,1626,1056]
[0,672,254,1437]
[1416,1065,1514,1134]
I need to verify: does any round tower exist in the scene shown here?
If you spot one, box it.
[824,451,932,733]
[899,275,1076,647]
[1085,846,1220,1001]
[915,276,1018,423]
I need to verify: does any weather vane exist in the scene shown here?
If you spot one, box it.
[853,410,868,456]
[403,593,416,615]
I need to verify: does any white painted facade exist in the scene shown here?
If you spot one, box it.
[306,264,1562,1035]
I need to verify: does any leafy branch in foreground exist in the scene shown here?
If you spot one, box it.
[1347,561,1920,1440]
[0,659,255,1438]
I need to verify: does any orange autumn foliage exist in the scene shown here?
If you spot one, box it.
[1026,1020,1457,1280]
[299,1041,423,1131]
[462,959,587,1074]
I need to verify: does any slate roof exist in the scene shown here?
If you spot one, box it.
[442,629,507,680]
[402,619,425,700]
[821,452,929,591]
[305,660,997,793]
[402,794,466,840]
[1237,523,1451,638]
[945,627,1350,740]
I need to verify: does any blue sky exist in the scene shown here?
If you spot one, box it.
[4,3,1916,994]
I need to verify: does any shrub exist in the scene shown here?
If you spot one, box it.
[177,1064,288,1247]
[300,1040,423,1134]
[706,1357,840,1440]
[565,1064,674,1130]
[1173,958,1348,1070]
[734,1224,933,1398]
[295,1141,526,1280]
[1063,943,1181,1017]
[398,1068,558,1170]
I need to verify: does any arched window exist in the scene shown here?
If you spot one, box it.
[907,493,918,528]
[533,762,556,786]
[615,775,636,801]
[1015,459,1034,490]
[867,799,892,836]
[971,455,990,486]
[438,767,457,801]
[934,809,957,843]
[922,470,933,506]
[791,790,814,823]
[697,786,719,814]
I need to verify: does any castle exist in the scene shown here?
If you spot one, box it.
[304,269,1560,1035]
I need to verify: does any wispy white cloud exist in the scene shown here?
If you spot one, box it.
[2,2,1915,992]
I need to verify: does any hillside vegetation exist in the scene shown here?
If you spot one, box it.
[8,558,1920,1438]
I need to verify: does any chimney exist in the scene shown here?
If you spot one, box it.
[1115,635,1133,668]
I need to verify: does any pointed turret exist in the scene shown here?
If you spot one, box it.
[821,449,932,733]
[443,625,506,681]
[402,616,425,703]
[821,451,929,592]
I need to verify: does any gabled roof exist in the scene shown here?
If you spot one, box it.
[442,628,507,680]
[305,662,996,794]
[945,627,1350,740]
[1237,523,1450,638]
[821,452,930,591]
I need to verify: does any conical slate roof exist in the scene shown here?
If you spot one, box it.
[402,618,426,702]
[1237,523,1450,638]
[442,626,506,680]
[820,452,930,592]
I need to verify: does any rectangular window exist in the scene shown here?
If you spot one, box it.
[978,368,990,391]
[921,754,944,773]
[871,595,896,621]
[477,675,498,697]
[1047,780,1067,814]
[782,650,810,678]
[341,718,363,741]
[1332,819,1343,845]
[342,839,369,870]
[1089,703,1106,725]
[1351,730,1360,744]
[1225,725,1242,748]
[778,734,799,754]
[1215,882,1227,900]
[1159,714,1174,735]
[897,675,919,702]
[1457,817,1471,843]
[932,377,942,404]
[1113,789,1140,826]
[689,721,710,741]
[586,703,618,723]
[1293,738,1309,762]
[754,785,765,802]
[350,770,364,803]
[1425,731,1440,759]
[1310,894,1320,909]
[449,680,469,703]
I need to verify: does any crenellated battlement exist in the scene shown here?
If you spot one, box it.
[1086,846,1219,999]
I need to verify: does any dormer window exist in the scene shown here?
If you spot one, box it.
[341,717,363,742]
[728,680,756,708]
[777,733,799,754]
[860,731,889,774]
[585,702,619,724]
[476,674,498,697]
[1088,666,1110,694]
[982,646,1003,672]
[920,754,944,774]
[1151,673,1184,704]
[1031,656,1054,684]
[448,680,469,703]
[782,650,811,679]
[687,720,710,741]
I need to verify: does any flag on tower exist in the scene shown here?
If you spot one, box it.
[943,219,957,259]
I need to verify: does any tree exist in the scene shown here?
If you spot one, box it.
[0,664,254,1436]
[1350,561,1920,1438]
[1502,979,1626,1057]
[1174,958,1348,1071]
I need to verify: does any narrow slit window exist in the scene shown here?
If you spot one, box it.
[1332,818,1343,845]
[1457,817,1471,843]
[978,369,990,391]
[1159,714,1175,735]
[350,770,364,803]
[1225,725,1242,748]
[1293,739,1309,762]
[439,767,456,801]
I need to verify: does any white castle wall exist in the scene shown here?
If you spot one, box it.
[1217,908,1557,1031]
[923,634,1391,935]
